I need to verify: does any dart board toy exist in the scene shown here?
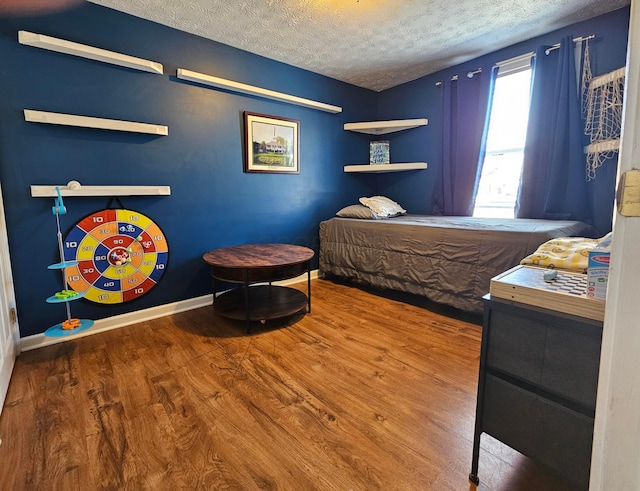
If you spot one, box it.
[62,208,168,304]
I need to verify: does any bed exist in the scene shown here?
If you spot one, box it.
[319,214,597,313]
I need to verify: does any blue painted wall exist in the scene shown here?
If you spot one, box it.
[375,6,630,236]
[0,3,377,337]
[0,4,630,337]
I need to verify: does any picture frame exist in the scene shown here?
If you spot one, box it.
[369,140,390,164]
[244,112,299,173]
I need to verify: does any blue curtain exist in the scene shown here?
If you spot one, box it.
[433,65,495,216]
[516,36,591,222]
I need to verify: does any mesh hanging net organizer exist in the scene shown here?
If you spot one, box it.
[583,59,626,181]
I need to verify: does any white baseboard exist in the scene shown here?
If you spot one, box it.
[20,269,318,352]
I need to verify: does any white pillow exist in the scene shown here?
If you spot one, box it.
[359,196,406,218]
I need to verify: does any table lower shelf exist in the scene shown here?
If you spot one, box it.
[214,285,308,321]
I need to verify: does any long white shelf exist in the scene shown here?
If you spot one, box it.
[24,109,168,136]
[344,118,428,135]
[176,68,342,114]
[31,181,171,197]
[344,162,428,173]
[18,31,164,75]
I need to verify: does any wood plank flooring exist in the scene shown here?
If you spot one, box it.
[0,279,578,490]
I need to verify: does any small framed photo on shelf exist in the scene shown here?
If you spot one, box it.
[370,140,390,164]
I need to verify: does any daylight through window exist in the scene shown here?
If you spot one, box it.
[473,65,532,218]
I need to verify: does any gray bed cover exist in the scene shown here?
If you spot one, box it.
[319,215,597,313]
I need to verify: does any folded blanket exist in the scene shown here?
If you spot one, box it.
[520,233,612,273]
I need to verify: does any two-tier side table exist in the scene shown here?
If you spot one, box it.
[202,243,313,332]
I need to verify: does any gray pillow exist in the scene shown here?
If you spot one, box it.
[336,204,378,219]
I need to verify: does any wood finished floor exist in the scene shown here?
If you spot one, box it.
[0,279,578,490]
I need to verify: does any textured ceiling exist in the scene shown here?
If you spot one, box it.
[87,0,630,92]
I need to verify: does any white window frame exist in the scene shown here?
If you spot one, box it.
[473,54,533,218]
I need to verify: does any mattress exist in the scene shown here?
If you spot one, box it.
[319,215,598,313]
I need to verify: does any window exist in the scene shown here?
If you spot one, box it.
[473,62,532,218]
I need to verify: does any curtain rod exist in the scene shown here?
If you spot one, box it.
[435,34,596,86]
[435,68,481,86]
[545,34,595,54]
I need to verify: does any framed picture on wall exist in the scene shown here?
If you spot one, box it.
[369,140,390,164]
[244,112,299,173]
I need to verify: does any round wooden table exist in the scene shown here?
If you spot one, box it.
[202,244,314,332]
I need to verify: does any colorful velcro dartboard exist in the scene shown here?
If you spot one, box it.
[63,209,168,304]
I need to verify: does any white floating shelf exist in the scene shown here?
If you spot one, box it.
[176,68,342,114]
[344,118,428,135]
[24,109,168,136]
[31,181,171,198]
[344,163,428,173]
[18,30,163,75]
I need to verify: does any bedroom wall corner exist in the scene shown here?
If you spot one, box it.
[0,3,377,337]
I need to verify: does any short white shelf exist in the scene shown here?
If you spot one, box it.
[344,118,428,135]
[31,181,171,197]
[344,163,428,173]
[18,31,164,75]
[24,109,168,136]
[176,68,342,114]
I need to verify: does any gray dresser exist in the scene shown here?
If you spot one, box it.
[469,294,603,489]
